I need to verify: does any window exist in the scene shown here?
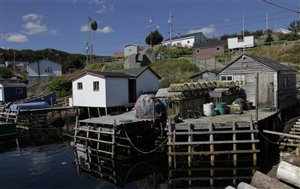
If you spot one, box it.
[93,81,99,91]
[216,47,220,51]
[238,36,244,42]
[45,67,53,73]
[196,49,200,53]
[187,40,190,44]
[77,82,83,90]
[16,88,23,94]
[220,75,233,81]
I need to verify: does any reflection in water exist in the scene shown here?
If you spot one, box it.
[73,143,168,188]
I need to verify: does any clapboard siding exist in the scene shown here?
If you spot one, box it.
[218,55,296,110]
[277,73,297,109]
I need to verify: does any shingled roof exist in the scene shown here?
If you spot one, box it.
[217,54,296,74]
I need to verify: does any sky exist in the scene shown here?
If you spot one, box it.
[1,0,300,56]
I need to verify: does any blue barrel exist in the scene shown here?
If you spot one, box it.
[217,102,227,115]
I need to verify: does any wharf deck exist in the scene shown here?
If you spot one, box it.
[174,109,277,129]
[79,111,153,126]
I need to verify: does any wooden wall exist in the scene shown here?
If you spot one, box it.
[218,55,296,110]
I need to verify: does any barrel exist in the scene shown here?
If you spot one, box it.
[217,102,227,115]
[203,102,214,116]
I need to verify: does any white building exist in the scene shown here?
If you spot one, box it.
[124,44,139,57]
[227,35,254,50]
[161,32,207,47]
[27,59,62,81]
[71,66,161,108]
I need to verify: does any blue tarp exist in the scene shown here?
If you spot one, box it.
[10,101,50,111]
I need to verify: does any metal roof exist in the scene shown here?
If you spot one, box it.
[164,32,205,41]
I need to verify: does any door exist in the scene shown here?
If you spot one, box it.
[259,73,274,108]
[128,79,137,103]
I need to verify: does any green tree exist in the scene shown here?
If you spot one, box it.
[45,77,72,97]
[145,30,163,47]
[288,20,300,33]
[265,30,274,45]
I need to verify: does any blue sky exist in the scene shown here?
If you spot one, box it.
[1,0,299,56]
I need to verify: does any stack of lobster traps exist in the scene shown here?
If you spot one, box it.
[166,81,245,119]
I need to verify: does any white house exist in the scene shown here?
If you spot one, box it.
[116,66,161,102]
[161,32,207,47]
[124,44,139,57]
[71,66,161,108]
[227,35,254,50]
[27,59,62,81]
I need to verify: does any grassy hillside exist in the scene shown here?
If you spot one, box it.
[243,42,300,70]
[150,59,199,88]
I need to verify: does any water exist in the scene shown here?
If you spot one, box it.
[0,135,259,189]
[0,139,168,189]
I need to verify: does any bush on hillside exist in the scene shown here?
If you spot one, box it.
[157,46,192,58]
[45,77,72,97]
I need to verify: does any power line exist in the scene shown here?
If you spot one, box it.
[262,0,299,13]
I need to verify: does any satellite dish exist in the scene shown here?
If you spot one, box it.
[90,20,98,31]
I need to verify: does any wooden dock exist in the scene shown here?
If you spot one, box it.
[166,109,278,187]
[0,106,78,130]
[73,111,164,160]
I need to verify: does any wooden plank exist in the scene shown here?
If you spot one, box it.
[167,140,259,145]
[75,128,114,135]
[167,130,259,135]
[167,150,260,156]
[263,130,300,139]
[74,136,113,144]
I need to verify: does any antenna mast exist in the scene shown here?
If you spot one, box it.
[168,12,173,46]
[86,16,94,65]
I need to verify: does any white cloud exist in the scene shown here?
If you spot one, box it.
[89,0,115,14]
[80,24,89,32]
[22,13,43,22]
[21,13,57,35]
[80,24,114,33]
[49,28,59,35]
[4,33,28,43]
[23,22,48,35]
[188,25,215,38]
[98,26,113,33]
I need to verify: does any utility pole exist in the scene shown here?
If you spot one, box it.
[266,12,269,30]
[168,12,173,47]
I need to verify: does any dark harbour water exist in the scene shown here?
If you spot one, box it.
[0,139,169,189]
[0,135,260,189]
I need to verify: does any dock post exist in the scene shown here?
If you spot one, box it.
[209,123,215,186]
[168,118,173,168]
[188,123,193,186]
[112,120,116,159]
[232,122,237,186]
[250,122,257,167]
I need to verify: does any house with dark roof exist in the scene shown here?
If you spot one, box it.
[70,66,161,112]
[0,82,27,103]
[27,59,62,82]
[217,54,296,112]
[161,32,207,47]
[193,40,227,58]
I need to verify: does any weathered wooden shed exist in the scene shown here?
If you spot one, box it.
[0,82,27,103]
[217,54,297,110]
